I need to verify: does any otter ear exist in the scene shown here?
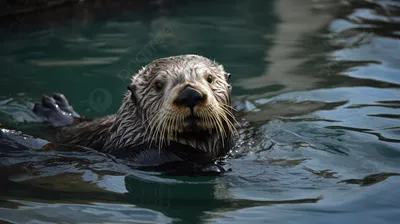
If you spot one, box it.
[127,84,138,104]
[225,73,231,81]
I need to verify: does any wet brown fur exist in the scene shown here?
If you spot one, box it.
[55,54,237,158]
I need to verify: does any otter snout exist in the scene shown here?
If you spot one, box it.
[174,85,204,109]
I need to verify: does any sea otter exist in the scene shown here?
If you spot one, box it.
[32,54,237,175]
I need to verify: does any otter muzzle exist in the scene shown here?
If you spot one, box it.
[174,86,204,109]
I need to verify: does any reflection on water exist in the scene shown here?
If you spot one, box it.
[0,0,400,223]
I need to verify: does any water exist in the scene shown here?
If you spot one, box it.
[1,0,400,223]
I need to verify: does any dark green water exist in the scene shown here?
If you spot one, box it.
[1,0,400,223]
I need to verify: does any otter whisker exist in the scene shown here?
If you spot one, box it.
[206,106,226,145]
[215,110,228,139]
[143,112,159,140]
[219,104,239,126]
[219,109,237,135]
[143,114,156,144]
[170,111,177,141]
[175,111,184,140]
[220,104,236,117]
[203,104,238,144]
[157,113,165,148]
[214,106,228,138]
[149,110,167,150]
[165,113,173,145]
[146,112,162,148]
[159,110,172,148]
[219,108,238,135]
[220,103,238,112]
[205,106,220,137]
[205,111,213,131]
[142,113,155,125]
[156,111,169,150]
[219,106,239,133]
[166,111,175,143]
[172,115,179,141]
[198,110,208,130]
[170,110,179,142]
[174,110,183,140]
[162,109,175,147]
[203,106,214,127]
[203,110,212,130]
[220,104,238,122]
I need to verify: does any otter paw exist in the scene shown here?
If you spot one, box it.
[32,93,80,127]
[51,93,80,118]
[199,163,228,176]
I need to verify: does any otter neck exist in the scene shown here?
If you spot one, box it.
[104,95,232,158]
[103,95,144,152]
[176,131,233,158]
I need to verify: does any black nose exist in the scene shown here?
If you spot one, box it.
[175,86,204,108]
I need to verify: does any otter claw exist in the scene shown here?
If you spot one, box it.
[32,93,81,127]
[52,93,67,102]
[41,95,57,110]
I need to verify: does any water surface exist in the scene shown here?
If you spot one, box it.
[1,0,400,223]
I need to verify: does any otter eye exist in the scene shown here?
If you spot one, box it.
[207,75,213,84]
[154,80,164,91]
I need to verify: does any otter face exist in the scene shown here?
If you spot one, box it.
[128,55,236,149]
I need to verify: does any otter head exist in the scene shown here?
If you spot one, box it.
[123,54,236,157]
